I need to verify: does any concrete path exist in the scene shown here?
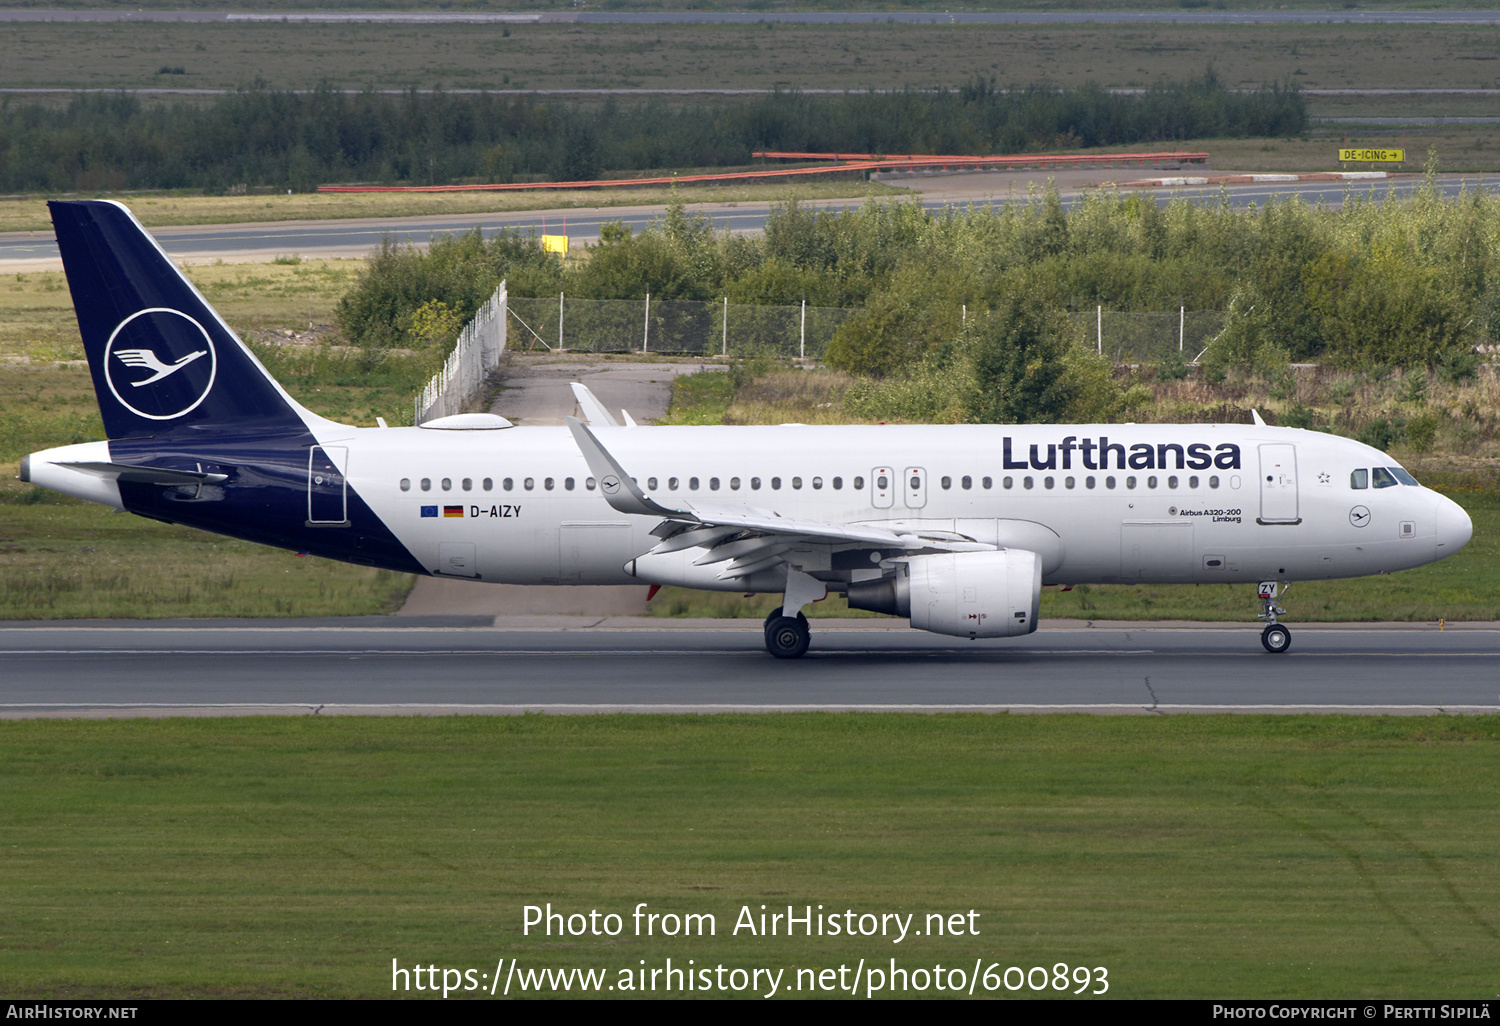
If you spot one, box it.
[397,353,718,618]
[488,354,716,427]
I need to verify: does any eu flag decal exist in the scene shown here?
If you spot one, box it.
[421,506,438,518]
[444,505,464,518]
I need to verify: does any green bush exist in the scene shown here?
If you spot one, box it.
[336,228,557,348]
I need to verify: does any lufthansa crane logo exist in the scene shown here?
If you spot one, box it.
[103,308,217,421]
[601,475,621,495]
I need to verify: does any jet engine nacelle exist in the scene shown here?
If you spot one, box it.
[850,550,1041,639]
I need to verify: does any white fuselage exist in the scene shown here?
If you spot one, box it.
[325,422,1471,590]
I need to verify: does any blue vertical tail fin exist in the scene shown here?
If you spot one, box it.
[50,200,315,439]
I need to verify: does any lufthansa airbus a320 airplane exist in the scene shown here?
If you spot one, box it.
[21,201,1474,657]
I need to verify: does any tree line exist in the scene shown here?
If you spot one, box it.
[0,72,1302,193]
[338,171,1496,424]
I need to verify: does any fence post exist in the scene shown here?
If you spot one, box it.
[800,299,806,360]
[722,295,728,357]
[1097,305,1103,356]
[644,292,650,353]
[558,292,564,352]
[1180,305,1185,352]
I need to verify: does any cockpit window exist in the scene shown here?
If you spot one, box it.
[1371,467,1398,489]
[1389,467,1419,486]
[1350,469,1368,490]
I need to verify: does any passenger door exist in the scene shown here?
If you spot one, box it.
[1258,443,1299,524]
[307,445,348,525]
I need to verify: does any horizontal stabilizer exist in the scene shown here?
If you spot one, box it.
[59,461,228,486]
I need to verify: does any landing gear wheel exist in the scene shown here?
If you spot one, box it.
[765,615,811,659]
[1261,623,1291,654]
[762,606,807,639]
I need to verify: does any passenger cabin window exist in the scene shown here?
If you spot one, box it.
[544,478,555,491]
[811,477,822,490]
[709,477,720,490]
[421,478,432,492]
[1372,467,1398,489]
[832,477,842,490]
[400,478,411,491]
[941,476,952,490]
[961,476,972,490]
[773,477,783,490]
[586,478,596,490]
[669,477,679,490]
[483,478,493,491]
[751,477,762,490]
[689,477,700,490]
[503,478,514,491]
[1351,469,1368,489]
[462,478,472,491]
[565,478,575,491]
[731,477,742,490]
[792,477,803,489]
[442,478,452,491]
[524,478,534,491]
[647,477,658,490]
[982,477,992,489]
[853,476,865,490]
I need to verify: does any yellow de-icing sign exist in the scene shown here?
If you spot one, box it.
[542,234,569,255]
[1339,148,1405,163]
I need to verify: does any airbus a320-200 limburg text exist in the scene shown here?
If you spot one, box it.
[22,201,1473,657]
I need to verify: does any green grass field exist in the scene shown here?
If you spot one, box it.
[3,20,1499,95]
[2,715,1496,998]
[0,180,905,235]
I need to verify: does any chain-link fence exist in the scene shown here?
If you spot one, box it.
[506,295,852,359]
[415,282,506,424]
[1067,308,1227,364]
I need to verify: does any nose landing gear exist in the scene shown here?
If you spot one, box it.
[1257,581,1291,653]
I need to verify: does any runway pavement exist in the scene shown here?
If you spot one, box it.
[3,620,1497,717]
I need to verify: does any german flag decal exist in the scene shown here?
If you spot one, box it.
[443,505,464,518]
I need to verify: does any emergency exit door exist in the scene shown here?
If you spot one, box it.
[1258,443,1299,524]
[903,467,928,509]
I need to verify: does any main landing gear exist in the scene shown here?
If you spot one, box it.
[762,568,825,659]
[763,607,810,660]
[1257,580,1292,654]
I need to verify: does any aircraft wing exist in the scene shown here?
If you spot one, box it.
[566,417,992,571]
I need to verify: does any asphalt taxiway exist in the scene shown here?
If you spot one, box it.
[3,620,1496,717]
[7,175,1499,270]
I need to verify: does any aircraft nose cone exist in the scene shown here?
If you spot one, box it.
[1434,493,1473,557]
